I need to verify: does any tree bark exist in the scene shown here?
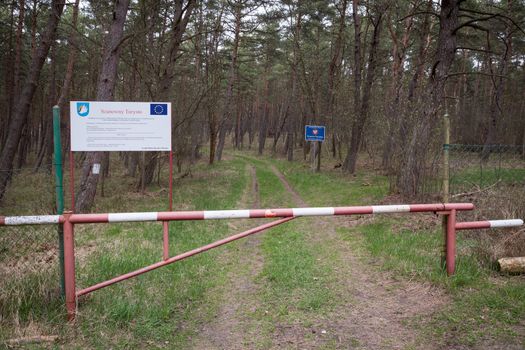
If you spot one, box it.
[407,0,433,102]
[328,0,348,159]
[2,2,16,148]
[57,0,80,151]
[482,3,513,160]
[216,0,242,161]
[34,41,57,173]
[341,0,362,172]
[343,3,383,173]
[397,0,460,196]
[258,68,270,155]
[139,0,196,188]
[0,0,65,203]
[76,0,130,213]
[206,9,223,165]
[381,5,414,169]
[12,0,25,112]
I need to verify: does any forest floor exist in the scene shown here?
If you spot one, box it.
[0,150,524,349]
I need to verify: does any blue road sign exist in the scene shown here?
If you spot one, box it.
[305,125,325,142]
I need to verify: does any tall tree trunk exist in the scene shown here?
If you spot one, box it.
[0,0,65,203]
[382,7,414,169]
[57,0,80,158]
[217,1,242,161]
[482,6,513,159]
[397,0,460,196]
[139,0,196,188]
[75,0,130,213]
[209,109,218,164]
[34,42,57,173]
[15,0,38,170]
[342,0,362,172]
[2,2,16,148]
[407,0,433,102]
[258,68,270,155]
[328,0,348,159]
[12,0,25,112]
[286,3,303,161]
[343,4,383,173]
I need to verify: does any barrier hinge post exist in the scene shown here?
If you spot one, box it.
[446,209,457,276]
[63,211,76,321]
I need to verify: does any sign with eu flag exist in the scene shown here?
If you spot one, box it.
[150,103,168,115]
[70,101,171,151]
[305,125,325,142]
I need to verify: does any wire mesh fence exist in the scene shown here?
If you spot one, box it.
[0,225,60,319]
[421,144,525,260]
[0,165,56,216]
[419,145,525,200]
[448,144,525,198]
[0,164,62,328]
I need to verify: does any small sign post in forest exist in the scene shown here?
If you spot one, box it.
[305,125,325,172]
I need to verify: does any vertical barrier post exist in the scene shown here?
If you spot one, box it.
[69,151,75,212]
[169,150,173,211]
[441,215,448,270]
[63,211,76,321]
[163,221,169,260]
[441,112,450,268]
[162,150,174,260]
[446,209,457,276]
[52,106,65,296]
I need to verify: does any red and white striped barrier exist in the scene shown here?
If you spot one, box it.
[0,203,475,225]
[0,215,61,225]
[456,219,524,230]
[2,201,523,322]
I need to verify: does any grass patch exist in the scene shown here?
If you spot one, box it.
[450,166,525,192]
[257,154,524,347]
[337,218,525,347]
[270,158,387,206]
[248,162,338,343]
[1,158,248,348]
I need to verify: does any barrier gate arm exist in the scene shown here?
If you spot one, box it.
[76,216,296,297]
[2,202,524,322]
[0,203,476,225]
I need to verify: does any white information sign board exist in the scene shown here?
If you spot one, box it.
[70,101,171,151]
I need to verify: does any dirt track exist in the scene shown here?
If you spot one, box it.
[192,161,448,349]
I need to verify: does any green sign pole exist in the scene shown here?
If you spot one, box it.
[53,105,65,296]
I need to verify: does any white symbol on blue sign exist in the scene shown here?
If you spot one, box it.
[77,102,89,117]
[305,125,325,141]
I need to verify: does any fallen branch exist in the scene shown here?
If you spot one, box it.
[6,335,58,346]
[451,180,501,198]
